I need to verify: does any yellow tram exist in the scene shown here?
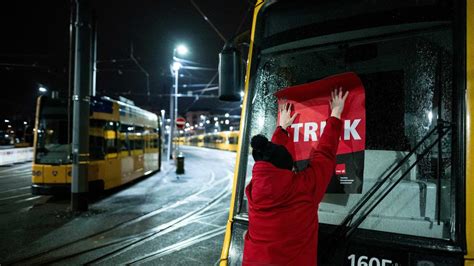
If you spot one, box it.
[31,96,161,194]
[184,131,239,152]
[219,0,474,265]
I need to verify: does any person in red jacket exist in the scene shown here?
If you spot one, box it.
[243,88,348,266]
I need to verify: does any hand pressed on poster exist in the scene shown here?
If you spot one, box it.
[278,102,299,129]
[330,87,349,119]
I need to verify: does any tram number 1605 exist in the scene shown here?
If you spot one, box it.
[347,254,394,266]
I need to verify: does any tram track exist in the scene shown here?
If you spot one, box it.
[86,189,231,265]
[127,225,226,265]
[5,168,233,265]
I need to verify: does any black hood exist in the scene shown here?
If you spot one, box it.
[251,134,293,171]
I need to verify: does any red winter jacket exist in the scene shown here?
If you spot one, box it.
[243,117,342,266]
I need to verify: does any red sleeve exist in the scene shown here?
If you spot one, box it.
[302,116,342,203]
[271,126,289,146]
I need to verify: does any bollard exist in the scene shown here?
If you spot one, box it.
[176,153,185,174]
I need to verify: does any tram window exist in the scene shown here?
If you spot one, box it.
[106,139,117,153]
[35,99,71,165]
[215,135,224,143]
[89,136,105,160]
[242,26,454,240]
[104,121,118,154]
[134,138,144,150]
[151,138,158,148]
[89,119,106,160]
[134,126,144,150]
[119,124,130,152]
[119,135,128,152]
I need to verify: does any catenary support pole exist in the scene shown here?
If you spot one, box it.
[91,11,97,96]
[167,68,178,161]
[71,0,92,211]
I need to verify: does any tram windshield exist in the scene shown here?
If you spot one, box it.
[239,6,455,240]
[35,98,71,164]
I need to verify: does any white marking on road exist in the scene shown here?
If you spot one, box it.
[195,220,222,228]
[13,196,41,204]
[0,186,30,194]
[0,193,31,201]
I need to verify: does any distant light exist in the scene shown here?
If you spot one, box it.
[127,127,134,131]
[194,124,198,128]
[109,122,114,126]
[167,119,171,122]
[213,117,218,121]
[206,120,210,124]
[214,129,218,133]
[225,119,229,125]
[7,125,11,128]
[4,119,9,123]
[24,121,28,125]
[172,62,182,71]
[190,126,194,130]
[225,113,229,117]
[161,110,165,115]
[183,84,188,88]
[214,121,219,126]
[185,122,190,127]
[199,122,203,127]
[5,134,9,138]
[179,130,184,134]
[240,104,242,108]
[176,44,189,56]
[220,120,224,124]
[200,115,205,120]
[179,74,185,78]
[428,111,433,124]
[240,91,244,97]
[229,126,234,131]
[165,125,170,129]
[39,86,47,93]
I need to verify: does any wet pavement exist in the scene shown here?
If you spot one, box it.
[0,146,235,265]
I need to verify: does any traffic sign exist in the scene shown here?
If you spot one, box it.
[176,117,186,129]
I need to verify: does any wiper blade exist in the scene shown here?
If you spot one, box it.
[345,126,451,238]
[324,122,451,254]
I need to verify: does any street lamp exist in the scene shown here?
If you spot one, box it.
[176,44,188,56]
[168,44,189,161]
[38,86,47,93]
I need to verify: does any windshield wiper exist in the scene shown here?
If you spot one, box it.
[322,121,451,260]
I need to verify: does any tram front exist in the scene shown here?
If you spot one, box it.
[220,0,473,265]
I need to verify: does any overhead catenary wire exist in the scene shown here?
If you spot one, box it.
[189,0,227,43]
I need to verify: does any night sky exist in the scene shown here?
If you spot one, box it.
[0,0,251,121]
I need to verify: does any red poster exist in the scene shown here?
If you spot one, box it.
[275,72,366,193]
